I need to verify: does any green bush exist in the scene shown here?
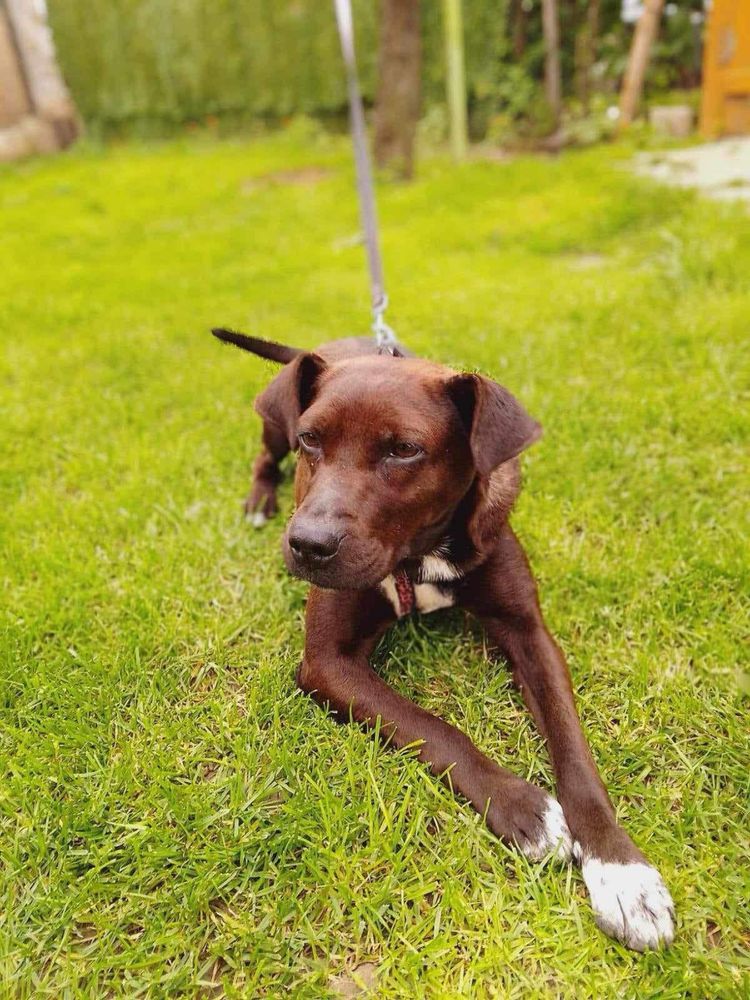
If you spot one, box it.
[48,0,704,140]
[48,0,510,134]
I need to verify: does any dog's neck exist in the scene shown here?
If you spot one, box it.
[397,538,463,585]
[407,512,455,562]
[400,482,485,581]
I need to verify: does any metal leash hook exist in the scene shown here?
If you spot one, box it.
[372,294,397,352]
[333,0,398,353]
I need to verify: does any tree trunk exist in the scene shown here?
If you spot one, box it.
[511,0,527,60]
[443,0,467,161]
[619,0,665,129]
[374,0,421,180]
[575,0,600,113]
[4,0,80,147]
[0,5,33,128]
[541,0,562,131]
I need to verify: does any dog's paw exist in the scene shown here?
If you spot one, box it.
[243,476,279,527]
[520,795,573,862]
[581,857,675,951]
[488,781,573,863]
[243,493,276,527]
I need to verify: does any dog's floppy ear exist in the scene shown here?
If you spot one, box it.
[254,353,327,448]
[446,373,541,475]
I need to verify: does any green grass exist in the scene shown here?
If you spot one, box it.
[1,128,748,997]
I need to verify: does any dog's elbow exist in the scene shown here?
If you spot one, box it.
[295,658,315,694]
[295,656,334,698]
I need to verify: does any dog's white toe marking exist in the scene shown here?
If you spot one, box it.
[523,797,573,862]
[581,859,675,951]
[251,511,267,528]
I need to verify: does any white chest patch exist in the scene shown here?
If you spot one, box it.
[378,547,462,617]
[378,575,400,615]
[420,554,462,582]
[413,582,455,614]
[378,576,455,617]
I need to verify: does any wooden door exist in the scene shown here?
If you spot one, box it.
[700,0,750,137]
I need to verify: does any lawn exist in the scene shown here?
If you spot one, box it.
[1,127,748,997]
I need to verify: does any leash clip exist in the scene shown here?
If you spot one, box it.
[372,294,397,352]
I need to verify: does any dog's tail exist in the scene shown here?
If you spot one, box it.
[211,327,302,365]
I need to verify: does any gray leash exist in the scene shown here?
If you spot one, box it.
[333,0,397,351]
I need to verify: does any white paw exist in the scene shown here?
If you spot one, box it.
[251,510,267,528]
[581,858,675,951]
[523,797,573,862]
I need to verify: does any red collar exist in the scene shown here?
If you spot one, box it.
[393,569,415,616]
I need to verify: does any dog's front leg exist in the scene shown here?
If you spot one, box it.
[297,586,572,862]
[245,420,289,525]
[465,527,675,950]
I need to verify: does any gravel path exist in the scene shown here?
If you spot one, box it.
[635,137,750,204]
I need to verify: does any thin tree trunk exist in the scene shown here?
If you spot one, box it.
[619,0,665,128]
[374,0,421,179]
[575,0,600,113]
[588,0,601,97]
[443,0,467,161]
[511,0,527,61]
[588,0,601,60]
[541,0,562,131]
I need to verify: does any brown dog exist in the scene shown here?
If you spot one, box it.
[213,327,675,951]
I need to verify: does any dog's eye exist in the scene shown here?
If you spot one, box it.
[298,431,321,453]
[388,441,423,461]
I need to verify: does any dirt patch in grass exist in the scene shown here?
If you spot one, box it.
[241,165,333,194]
[328,962,379,997]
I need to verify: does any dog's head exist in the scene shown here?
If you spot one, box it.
[256,353,540,589]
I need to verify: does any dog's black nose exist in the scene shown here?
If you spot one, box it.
[288,526,342,566]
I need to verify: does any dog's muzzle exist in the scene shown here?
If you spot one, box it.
[287,523,343,570]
